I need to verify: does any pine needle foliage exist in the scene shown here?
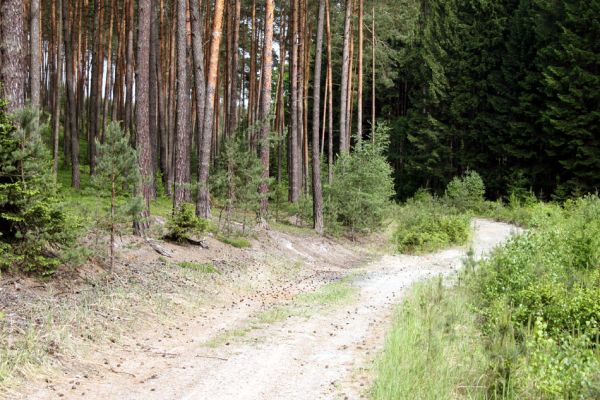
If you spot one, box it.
[0,104,75,275]
[91,122,142,270]
[325,123,395,235]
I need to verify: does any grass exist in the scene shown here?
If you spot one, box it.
[0,261,216,395]
[176,261,220,274]
[371,276,489,400]
[296,276,357,306]
[216,234,252,248]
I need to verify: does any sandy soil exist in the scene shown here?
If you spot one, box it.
[21,219,518,400]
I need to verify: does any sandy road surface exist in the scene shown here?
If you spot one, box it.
[26,219,518,400]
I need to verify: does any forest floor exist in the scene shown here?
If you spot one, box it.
[2,219,517,400]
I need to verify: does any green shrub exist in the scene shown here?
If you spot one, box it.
[394,209,470,253]
[393,194,470,253]
[0,105,77,275]
[164,204,208,243]
[325,123,394,234]
[444,170,485,212]
[471,195,600,397]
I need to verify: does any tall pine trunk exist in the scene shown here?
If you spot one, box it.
[135,0,155,234]
[30,0,41,108]
[258,0,275,222]
[174,0,191,207]
[339,0,353,153]
[62,0,80,189]
[196,0,225,218]
[312,0,326,234]
[1,0,26,112]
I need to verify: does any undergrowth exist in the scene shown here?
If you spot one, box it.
[372,195,600,399]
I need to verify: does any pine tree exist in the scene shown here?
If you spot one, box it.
[92,122,142,271]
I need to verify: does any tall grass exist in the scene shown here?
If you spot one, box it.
[371,277,489,400]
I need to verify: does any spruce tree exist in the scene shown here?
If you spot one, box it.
[0,105,74,274]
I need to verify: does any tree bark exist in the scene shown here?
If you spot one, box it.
[258,0,275,222]
[51,0,63,175]
[1,0,26,112]
[196,0,225,218]
[136,0,156,229]
[30,0,41,108]
[339,0,353,153]
[190,0,207,203]
[62,0,80,189]
[357,0,364,141]
[288,0,300,202]
[125,0,135,134]
[325,0,333,184]
[312,0,326,234]
[174,0,192,207]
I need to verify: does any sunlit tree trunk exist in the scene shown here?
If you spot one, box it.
[339,0,353,153]
[258,0,275,223]
[312,0,326,234]
[197,0,225,218]
[30,0,41,108]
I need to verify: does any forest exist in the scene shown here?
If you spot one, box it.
[0,0,599,399]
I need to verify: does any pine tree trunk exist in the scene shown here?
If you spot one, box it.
[62,0,80,189]
[325,0,334,184]
[357,0,364,140]
[190,0,207,196]
[30,0,41,108]
[174,0,192,207]
[51,0,63,175]
[258,0,275,223]
[136,0,155,229]
[312,0,326,235]
[289,0,300,202]
[0,0,26,112]
[125,0,135,134]
[196,0,225,218]
[372,5,376,141]
[339,0,353,153]
[227,0,241,139]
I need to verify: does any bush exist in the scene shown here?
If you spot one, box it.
[444,170,485,212]
[471,195,600,397]
[325,123,394,234]
[164,204,208,243]
[393,200,470,253]
[0,105,77,275]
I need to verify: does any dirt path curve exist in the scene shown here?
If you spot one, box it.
[27,219,518,400]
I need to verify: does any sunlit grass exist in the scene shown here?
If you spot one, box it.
[371,277,489,400]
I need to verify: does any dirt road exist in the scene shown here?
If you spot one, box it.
[26,219,518,400]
